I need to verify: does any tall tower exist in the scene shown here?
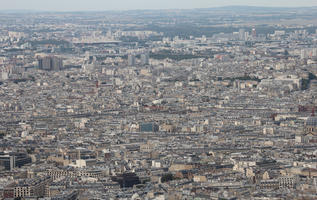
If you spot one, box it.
[301,49,307,60]
[141,53,149,65]
[128,54,136,66]
[252,28,257,38]
[239,29,245,41]
[38,56,63,71]
[52,57,63,71]
[312,48,317,57]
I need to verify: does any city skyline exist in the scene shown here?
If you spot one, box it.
[1,0,317,11]
[0,1,317,199]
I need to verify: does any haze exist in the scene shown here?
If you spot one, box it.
[1,0,317,11]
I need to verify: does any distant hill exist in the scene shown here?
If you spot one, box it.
[1,6,317,14]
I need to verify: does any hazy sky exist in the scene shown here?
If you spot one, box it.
[1,0,317,11]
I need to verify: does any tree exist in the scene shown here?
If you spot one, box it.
[161,173,174,183]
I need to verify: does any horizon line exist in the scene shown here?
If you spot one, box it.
[0,5,317,13]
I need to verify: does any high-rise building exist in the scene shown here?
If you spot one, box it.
[244,32,249,41]
[38,56,63,71]
[252,28,257,38]
[0,152,32,171]
[239,29,245,41]
[52,57,63,71]
[38,57,51,70]
[312,48,317,57]
[300,49,307,59]
[128,54,136,66]
[140,53,149,65]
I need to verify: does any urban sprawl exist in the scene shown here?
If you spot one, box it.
[0,7,317,200]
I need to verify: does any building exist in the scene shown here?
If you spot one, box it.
[305,116,317,135]
[50,190,78,200]
[0,152,32,171]
[128,54,136,66]
[313,48,317,57]
[0,70,9,81]
[260,179,279,189]
[301,49,307,59]
[259,176,298,189]
[239,29,245,41]
[141,53,149,65]
[3,176,51,199]
[251,28,256,38]
[278,176,298,189]
[111,173,141,188]
[38,56,63,71]
[139,123,159,132]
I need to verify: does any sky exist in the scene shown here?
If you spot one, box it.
[0,0,317,11]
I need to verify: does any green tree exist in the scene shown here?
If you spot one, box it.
[161,173,174,183]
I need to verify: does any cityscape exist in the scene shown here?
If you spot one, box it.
[0,4,317,200]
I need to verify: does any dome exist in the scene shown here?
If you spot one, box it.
[306,117,317,127]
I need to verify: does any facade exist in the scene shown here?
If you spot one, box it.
[239,29,245,40]
[38,56,63,71]
[305,116,317,135]
[0,152,32,171]
[141,53,149,65]
[3,176,51,199]
[260,177,298,189]
[128,54,136,66]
